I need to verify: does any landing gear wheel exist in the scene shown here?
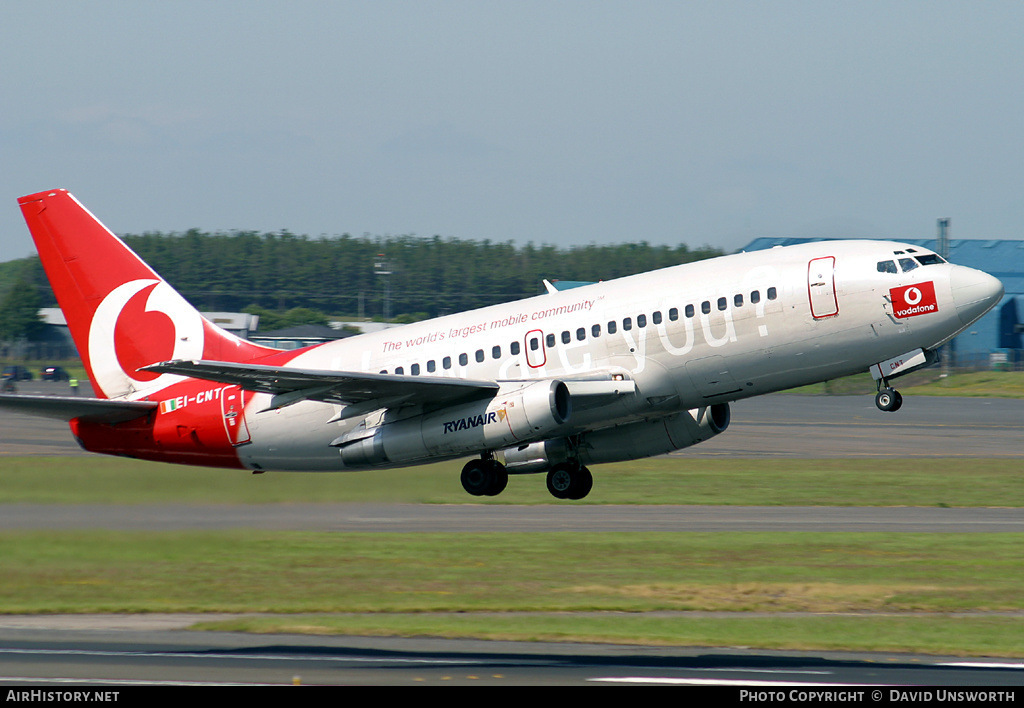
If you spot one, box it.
[875,387,903,412]
[546,463,593,500]
[460,458,508,497]
[483,459,508,496]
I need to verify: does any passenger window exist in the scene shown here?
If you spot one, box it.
[411,363,420,376]
[511,341,521,355]
[669,307,678,321]
[427,360,436,373]
[637,314,647,328]
[653,311,662,325]
[751,290,761,304]
[877,260,898,274]
[899,258,919,272]
[717,297,727,311]
[576,327,586,341]
[475,349,485,363]
[529,337,539,351]
[561,330,571,344]
[491,345,501,359]
[701,301,711,315]
[546,333,555,348]
[734,294,743,307]
[591,323,601,337]
[623,317,632,331]
[767,287,778,300]
[395,366,404,375]
[459,353,468,366]
[443,356,452,370]
[608,320,617,334]
[685,304,695,318]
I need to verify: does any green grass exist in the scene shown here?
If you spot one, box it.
[907,371,1024,397]
[3,531,1022,615]
[3,530,1023,656]
[1,456,1020,506]
[788,370,1024,397]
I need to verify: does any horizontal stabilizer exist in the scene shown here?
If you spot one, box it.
[0,394,157,424]
[141,359,500,409]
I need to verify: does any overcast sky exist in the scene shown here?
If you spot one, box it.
[2,1,1022,262]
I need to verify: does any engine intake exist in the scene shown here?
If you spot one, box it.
[502,403,730,473]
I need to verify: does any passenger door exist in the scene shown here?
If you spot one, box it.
[808,257,839,319]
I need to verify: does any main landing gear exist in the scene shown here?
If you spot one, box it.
[460,456,594,500]
[874,380,903,412]
[460,456,508,497]
[545,461,593,500]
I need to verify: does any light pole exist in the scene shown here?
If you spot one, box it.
[374,254,393,322]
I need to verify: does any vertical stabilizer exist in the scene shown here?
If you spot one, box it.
[18,189,278,399]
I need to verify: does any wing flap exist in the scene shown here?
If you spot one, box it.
[141,359,499,409]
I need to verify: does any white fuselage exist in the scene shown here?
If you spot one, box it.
[230,240,1000,471]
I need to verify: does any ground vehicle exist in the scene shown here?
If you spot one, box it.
[2,365,33,381]
[40,366,71,381]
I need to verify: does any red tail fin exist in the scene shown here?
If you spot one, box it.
[18,189,278,399]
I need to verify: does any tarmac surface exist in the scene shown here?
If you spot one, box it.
[0,624,1021,687]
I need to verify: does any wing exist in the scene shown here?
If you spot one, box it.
[141,359,500,414]
[0,394,157,424]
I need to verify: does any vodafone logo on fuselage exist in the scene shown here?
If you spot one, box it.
[87,278,206,397]
[890,281,938,319]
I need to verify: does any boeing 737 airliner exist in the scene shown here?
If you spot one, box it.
[1,189,1004,499]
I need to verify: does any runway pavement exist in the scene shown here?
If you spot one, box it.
[0,624,1021,686]
[2,502,1023,533]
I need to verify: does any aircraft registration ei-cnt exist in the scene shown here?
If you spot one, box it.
[0,189,1005,499]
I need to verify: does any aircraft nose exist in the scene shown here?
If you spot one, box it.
[950,266,1004,327]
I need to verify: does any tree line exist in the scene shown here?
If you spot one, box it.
[1,230,722,340]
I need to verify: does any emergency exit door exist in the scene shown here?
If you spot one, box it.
[220,386,251,446]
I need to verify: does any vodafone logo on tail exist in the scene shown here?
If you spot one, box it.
[890,281,939,319]
[88,279,205,397]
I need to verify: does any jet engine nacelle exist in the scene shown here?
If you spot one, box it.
[337,379,571,468]
[503,403,730,473]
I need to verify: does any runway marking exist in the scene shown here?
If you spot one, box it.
[0,647,506,666]
[939,662,1024,670]
[590,677,871,686]
[0,676,275,686]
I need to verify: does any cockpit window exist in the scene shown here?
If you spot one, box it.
[915,253,946,266]
[899,258,919,272]
[877,260,898,274]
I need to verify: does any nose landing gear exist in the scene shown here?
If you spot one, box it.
[874,382,903,412]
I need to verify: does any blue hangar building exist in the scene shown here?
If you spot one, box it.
[740,237,1024,369]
